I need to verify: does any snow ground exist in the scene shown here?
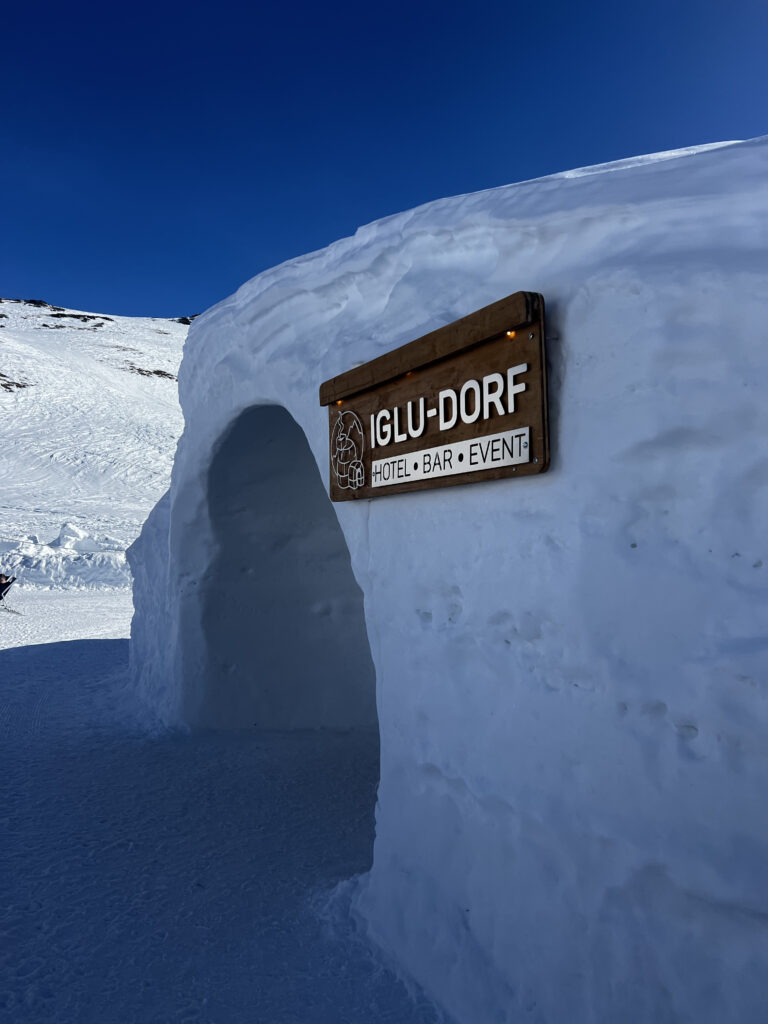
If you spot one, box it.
[0,590,134,648]
[0,606,443,1023]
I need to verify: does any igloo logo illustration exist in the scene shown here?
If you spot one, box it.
[331,410,365,490]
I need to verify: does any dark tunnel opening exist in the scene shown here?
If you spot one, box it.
[200,404,378,733]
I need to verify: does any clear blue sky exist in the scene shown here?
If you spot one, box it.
[3,0,766,317]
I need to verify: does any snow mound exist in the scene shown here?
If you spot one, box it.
[1,523,130,589]
[129,137,768,1024]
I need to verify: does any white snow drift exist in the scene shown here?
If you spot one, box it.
[129,138,768,1024]
[0,522,128,589]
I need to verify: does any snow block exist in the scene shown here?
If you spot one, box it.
[129,138,768,1023]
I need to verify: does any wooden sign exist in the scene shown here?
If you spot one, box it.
[319,291,549,501]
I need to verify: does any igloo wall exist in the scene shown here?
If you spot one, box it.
[129,138,768,1023]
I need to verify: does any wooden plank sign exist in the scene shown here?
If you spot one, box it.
[319,291,549,501]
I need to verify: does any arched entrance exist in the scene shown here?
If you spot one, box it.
[198,404,377,731]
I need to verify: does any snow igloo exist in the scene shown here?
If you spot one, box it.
[129,137,768,1023]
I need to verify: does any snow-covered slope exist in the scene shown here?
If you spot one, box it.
[130,137,768,1024]
[0,299,185,589]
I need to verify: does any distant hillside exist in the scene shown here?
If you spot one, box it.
[0,298,187,588]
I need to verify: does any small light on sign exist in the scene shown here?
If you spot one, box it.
[506,331,516,338]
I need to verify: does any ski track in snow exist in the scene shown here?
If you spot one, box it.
[0,602,443,1024]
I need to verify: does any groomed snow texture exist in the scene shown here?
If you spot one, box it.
[130,137,768,1024]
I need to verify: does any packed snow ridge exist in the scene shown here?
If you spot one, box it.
[130,136,768,1024]
[0,298,186,590]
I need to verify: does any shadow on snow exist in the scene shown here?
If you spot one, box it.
[0,639,437,1024]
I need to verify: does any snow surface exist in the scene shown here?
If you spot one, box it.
[0,589,134,648]
[0,298,186,591]
[0,627,442,1023]
[130,136,768,1023]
